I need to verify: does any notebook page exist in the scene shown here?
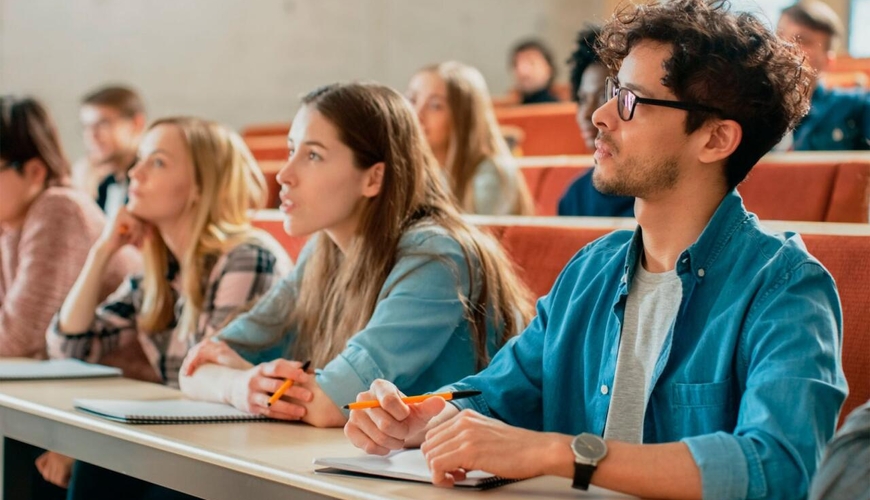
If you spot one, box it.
[314,449,495,487]
[0,359,121,380]
[74,398,263,420]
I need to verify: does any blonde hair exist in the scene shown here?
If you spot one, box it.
[290,83,534,369]
[420,61,534,215]
[138,117,270,338]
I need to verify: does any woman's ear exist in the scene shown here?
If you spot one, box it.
[361,162,385,198]
[22,158,48,187]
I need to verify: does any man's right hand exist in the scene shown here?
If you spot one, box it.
[344,379,453,455]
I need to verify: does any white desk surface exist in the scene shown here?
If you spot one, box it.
[0,364,631,500]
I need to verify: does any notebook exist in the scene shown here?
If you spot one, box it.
[314,449,520,490]
[0,359,122,380]
[73,398,272,424]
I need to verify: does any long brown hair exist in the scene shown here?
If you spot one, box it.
[291,83,533,369]
[0,96,71,187]
[417,62,533,215]
[138,117,273,338]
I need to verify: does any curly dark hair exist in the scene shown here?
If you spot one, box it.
[597,0,811,189]
[568,26,602,103]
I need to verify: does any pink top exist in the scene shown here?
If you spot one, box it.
[0,187,141,359]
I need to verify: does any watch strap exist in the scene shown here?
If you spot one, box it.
[572,462,596,490]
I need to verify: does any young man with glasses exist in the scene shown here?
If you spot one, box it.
[75,85,146,218]
[343,1,847,498]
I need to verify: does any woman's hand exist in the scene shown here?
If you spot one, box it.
[182,338,252,376]
[96,206,152,255]
[228,359,313,421]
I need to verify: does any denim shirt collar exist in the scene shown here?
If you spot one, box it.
[621,189,750,289]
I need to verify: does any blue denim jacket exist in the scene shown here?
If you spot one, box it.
[215,225,505,416]
[449,190,847,500]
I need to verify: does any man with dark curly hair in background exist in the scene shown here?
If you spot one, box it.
[343,1,847,498]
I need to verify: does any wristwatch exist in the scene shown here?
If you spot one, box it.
[570,433,607,490]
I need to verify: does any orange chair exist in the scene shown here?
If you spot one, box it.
[245,136,288,161]
[241,123,290,138]
[495,103,589,156]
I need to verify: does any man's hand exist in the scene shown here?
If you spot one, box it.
[344,379,451,455]
[420,409,573,487]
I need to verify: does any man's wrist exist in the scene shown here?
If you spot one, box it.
[543,433,575,478]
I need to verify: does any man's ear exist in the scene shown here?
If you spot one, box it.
[22,158,48,187]
[698,119,742,165]
[362,162,385,198]
[132,112,147,134]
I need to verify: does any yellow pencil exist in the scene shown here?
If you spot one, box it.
[267,360,311,407]
[343,390,481,410]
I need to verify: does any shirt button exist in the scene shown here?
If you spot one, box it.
[600,384,609,395]
[697,268,706,277]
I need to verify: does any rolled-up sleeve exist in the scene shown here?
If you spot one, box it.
[683,262,847,500]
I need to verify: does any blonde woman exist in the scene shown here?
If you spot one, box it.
[406,61,534,215]
[179,82,534,428]
[48,117,291,500]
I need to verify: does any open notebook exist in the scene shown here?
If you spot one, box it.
[0,359,122,380]
[74,398,272,424]
[314,449,520,490]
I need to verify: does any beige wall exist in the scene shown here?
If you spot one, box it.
[0,0,608,160]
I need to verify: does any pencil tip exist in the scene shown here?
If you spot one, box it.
[342,405,349,409]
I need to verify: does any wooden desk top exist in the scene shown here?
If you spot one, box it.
[0,367,630,499]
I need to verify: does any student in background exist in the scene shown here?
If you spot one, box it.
[406,61,534,215]
[0,96,141,500]
[47,117,290,500]
[75,85,147,217]
[511,39,560,104]
[179,82,534,429]
[776,1,869,150]
[345,1,846,498]
[558,26,635,217]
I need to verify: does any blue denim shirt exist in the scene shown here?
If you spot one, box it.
[215,225,505,416]
[793,86,870,151]
[449,190,847,500]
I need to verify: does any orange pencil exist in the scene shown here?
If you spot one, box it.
[267,360,311,407]
[343,390,481,410]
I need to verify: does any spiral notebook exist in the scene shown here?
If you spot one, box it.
[314,449,520,490]
[0,359,122,380]
[73,398,271,424]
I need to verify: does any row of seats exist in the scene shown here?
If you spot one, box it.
[250,212,870,428]
[255,152,870,223]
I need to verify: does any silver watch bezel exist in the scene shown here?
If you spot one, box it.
[571,433,608,465]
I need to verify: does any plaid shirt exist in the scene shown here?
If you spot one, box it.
[47,241,290,387]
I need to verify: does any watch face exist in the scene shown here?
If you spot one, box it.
[572,433,607,461]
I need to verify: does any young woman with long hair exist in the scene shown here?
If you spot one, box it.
[180,82,534,428]
[48,117,291,500]
[406,62,534,215]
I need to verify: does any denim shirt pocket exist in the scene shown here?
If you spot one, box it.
[670,378,735,436]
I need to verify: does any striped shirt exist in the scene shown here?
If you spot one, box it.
[47,240,290,387]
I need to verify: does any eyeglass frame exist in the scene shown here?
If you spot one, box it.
[604,77,723,121]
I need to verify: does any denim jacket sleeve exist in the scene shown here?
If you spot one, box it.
[215,236,317,364]
[316,230,475,415]
[682,261,847,500]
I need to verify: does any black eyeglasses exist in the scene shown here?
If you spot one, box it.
[605,77,723,121]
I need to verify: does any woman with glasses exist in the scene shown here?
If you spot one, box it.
[0,96,142,497]
[558,27,636,217]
